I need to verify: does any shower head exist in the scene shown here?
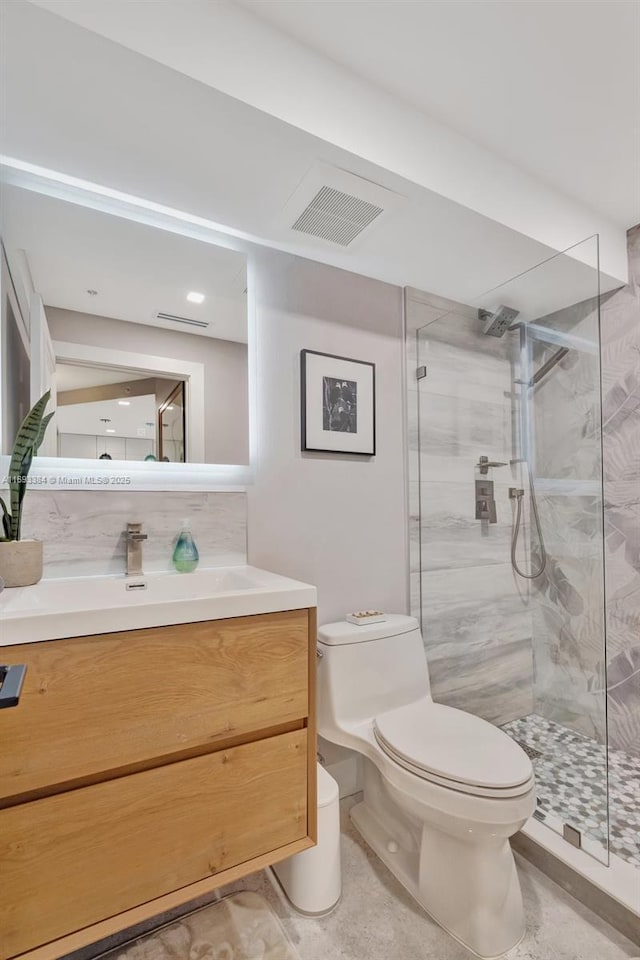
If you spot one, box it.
[478,305,520,337]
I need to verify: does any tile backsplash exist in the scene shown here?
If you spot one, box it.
[20,490,247,579]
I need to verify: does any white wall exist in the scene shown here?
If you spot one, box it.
[47,308,249,466]
[247,249,407,625]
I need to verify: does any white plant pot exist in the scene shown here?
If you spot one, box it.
[0,539,44,588]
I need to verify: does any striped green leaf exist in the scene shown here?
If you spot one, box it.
[0,495,10,540]
[6,391,52,541]
[34,411,55,453]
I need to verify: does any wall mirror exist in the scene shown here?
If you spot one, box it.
[0,180,250,488]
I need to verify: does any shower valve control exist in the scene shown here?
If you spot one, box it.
[477,455,508,475]
[475,479,497,524]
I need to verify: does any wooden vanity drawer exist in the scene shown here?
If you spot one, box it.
[0,610,310,801]
[0,728,308,959]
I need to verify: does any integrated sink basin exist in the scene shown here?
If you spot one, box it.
[0,565,317,645]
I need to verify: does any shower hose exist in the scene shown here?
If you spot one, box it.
[511,463,547,579]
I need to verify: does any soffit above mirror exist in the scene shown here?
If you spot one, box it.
[1,0,626,301]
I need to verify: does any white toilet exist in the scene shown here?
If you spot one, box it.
[317,615,536,960]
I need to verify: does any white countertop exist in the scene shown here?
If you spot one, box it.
[0,565,317,646]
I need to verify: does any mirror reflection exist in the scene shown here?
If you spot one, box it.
[55,366,185,462]
[0,184,249,465]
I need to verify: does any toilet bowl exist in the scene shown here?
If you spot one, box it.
[317,615,536,960]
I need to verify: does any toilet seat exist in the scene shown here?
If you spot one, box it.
[374,699,534,799]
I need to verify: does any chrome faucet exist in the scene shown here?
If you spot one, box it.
[126,522,148,576]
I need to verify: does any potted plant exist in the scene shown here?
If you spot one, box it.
[0,391,54,587]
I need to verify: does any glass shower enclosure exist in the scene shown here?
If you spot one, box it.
[414,236,613,864]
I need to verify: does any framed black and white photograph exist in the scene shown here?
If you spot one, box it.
[300,349,376,455]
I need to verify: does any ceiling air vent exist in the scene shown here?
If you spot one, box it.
[155,311,208,329]
[279,161,405,250]
[292,185,384,247]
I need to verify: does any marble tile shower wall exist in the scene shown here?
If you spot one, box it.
[526,224,640,757]
[405,290,533,726]
[529,297,607,743]
[19,490,247,579]
[601,224,640,758]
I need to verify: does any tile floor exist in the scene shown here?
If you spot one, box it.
[503,714,640,867]
[72,797,639,960]
[217,797,638,960]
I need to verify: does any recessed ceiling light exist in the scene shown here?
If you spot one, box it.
[105,428,116,433]
[118,400,130,406]
[186,291,205,304]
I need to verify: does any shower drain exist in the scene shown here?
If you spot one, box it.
[513,740,543,761]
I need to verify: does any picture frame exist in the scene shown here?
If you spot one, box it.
[300,349,376,455]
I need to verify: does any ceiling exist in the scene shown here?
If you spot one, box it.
[56,364,150,391]
[56,393,158,441]
[0,1,628,316]
[238,0,640,228]
[0,185,248,343]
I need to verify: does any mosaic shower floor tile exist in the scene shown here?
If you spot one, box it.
[502,713,640,867]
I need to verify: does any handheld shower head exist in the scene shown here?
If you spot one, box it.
[478,305,520,337]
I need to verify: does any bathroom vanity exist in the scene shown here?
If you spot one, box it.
[0,567,317,960]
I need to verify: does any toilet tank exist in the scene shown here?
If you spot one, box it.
[316,615,430,745]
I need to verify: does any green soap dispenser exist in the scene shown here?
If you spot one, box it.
[172,519,199,573]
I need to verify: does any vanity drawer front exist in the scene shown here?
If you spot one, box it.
[0,728,307,959]
[0,610,310,801]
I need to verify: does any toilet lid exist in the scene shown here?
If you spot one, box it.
[374,699,533,794]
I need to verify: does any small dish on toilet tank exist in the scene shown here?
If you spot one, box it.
[346,611,386,625]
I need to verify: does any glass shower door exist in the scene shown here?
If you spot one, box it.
[415,235,610,863]
[502,238,608,863]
